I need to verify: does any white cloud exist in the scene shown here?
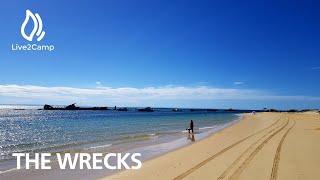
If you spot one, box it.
[234,82,244,85]
[0,84,319,106]
[96,81,101,85]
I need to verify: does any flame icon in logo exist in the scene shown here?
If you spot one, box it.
[21,9,46,42]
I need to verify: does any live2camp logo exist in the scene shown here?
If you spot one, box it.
[11,9,55,52]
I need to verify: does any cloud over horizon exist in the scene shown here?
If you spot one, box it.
[0,84,319,109]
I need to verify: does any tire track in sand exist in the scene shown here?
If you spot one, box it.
[228,118,290,180]
[270,119,295,180]
[173,116,284,180]
[217,117,288,180]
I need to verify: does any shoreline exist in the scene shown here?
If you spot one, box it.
[100,115,244,177]
[95,114,244,179]
[103,112,320,180]
[0,112,242,180]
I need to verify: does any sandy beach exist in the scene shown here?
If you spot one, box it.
[103,112,320,180]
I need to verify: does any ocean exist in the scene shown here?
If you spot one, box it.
[0,105,242,178]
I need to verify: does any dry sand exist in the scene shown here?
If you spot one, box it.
[102,112,320,180]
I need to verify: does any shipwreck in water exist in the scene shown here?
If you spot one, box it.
[42,103,109,110]
[138,107,155,112]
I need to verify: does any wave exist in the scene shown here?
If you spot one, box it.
[112,133,159,142]
[199,126,217,130]
[181,125,219,132]
[1,133,160,158]
[1,141,49,150]
[86,144,112,149]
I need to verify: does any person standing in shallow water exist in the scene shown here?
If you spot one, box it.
[190,120,194,133]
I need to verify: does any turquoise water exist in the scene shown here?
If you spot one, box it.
[0,105,240,173]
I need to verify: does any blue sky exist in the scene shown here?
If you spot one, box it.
[0,0,319,109]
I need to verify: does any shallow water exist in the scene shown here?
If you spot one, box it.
[0,105,241,177]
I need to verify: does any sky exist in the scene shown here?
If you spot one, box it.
[0,0,319,109]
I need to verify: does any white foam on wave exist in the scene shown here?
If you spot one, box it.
[0,167,17,175]
[182,126,217,132]
[88,144,112,149]
[147,134,159,139]
[199,126,217,130]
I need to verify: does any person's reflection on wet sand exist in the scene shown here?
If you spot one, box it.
[187,133,195,142]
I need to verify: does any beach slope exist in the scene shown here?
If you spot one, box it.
[102,112,320,180]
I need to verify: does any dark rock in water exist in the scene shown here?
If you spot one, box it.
[138,107,155,112]
[65,103,78,110]
[224,108,238,112]
[42,103,109,110]
[44,104,54,110]
[117,107,128,111]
